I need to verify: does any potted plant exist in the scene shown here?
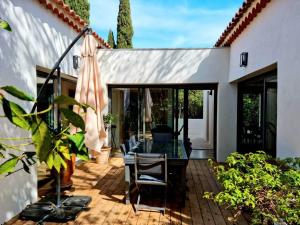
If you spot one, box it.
[94,113,115,164]
[103,113,115,131]
[204,151,300,225]
[0,86,90,185]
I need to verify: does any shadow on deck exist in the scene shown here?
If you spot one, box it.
[6,158,249,225]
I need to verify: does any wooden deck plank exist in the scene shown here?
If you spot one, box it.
[6,158,249,225]
[194,160,227,225]
[189,161,213,225]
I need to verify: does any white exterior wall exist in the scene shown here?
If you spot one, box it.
[229,0,300,158]
[0,0,81,223]
[98,48,236,162]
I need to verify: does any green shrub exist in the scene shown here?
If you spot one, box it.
[204,151,300,225]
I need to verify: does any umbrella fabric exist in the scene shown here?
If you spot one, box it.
[145,88,153,122]
[73,34,107,152]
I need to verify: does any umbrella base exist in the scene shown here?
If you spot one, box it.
[19,195,91,223]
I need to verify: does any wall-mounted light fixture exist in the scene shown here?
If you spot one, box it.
[240,52,248,67]
[73,55,80,69]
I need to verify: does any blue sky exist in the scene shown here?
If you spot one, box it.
[90,0,244,48]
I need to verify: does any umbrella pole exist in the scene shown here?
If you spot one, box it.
[20,26,93,224]
[56,66,62,207]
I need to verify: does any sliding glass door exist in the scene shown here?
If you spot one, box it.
[237,71,277,157]
[109,85,217,159]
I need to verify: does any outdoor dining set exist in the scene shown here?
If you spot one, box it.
[119,126,192,214]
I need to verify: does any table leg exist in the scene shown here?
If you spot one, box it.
[125,164,131,204]
[180,164,187,206]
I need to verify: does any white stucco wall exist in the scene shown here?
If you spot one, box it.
[229,0,300,158]
[98,48,236,162]
[0,0,81,223]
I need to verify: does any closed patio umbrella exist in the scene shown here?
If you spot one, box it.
[73,34,107,152]
[145,88,153,122]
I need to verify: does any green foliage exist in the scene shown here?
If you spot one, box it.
[204,152,300,225]
[63,0,90,23]
[68,131,88,160]
[0,96,32,130]
[54,95,90,112]
[117,0,134,48]
[107,29,116,49]
[60,108,85,131]
[1,86,35,101]
[103,113,115,126]
[242,93,260,128]
[0,156,19,175]
[178,90,203,119]
[31,116,53,162]
[0,86,90,176]
[0,18,11,31]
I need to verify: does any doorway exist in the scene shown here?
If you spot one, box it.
[174,88,216,159]
[109,84,217,159]
[237,71,277,157]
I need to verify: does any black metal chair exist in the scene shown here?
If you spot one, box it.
[151,125,173,143]
[152,132,172,143]
[134,153,167,214]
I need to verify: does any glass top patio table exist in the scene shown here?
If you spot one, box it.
[123,139,188,204]
[128,139,188,161]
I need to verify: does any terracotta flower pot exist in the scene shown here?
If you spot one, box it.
[95,146,111,164]
[60,154,76,188]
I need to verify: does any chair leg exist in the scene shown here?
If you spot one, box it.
[136,193,141,214]
[163,186,167,215]
[135,183,141,214]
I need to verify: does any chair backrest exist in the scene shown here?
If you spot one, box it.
[134,153,167,183]
[130,135,137,147]
[120,144,127,156]
[151,125,173,133]
[124,140,130,151]
[152,132,172,143]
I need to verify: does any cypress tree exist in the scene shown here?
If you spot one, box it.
[117,0,134,48]
[107,29,116,49]
[64,0,90,23]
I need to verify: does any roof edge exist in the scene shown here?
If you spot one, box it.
[215,0,272,47]
[37,0,111,49]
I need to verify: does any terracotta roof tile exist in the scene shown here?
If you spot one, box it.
[38,0,111,49]
[215,0,272,47]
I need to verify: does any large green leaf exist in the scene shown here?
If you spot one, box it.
[46,151,54,169]
[58,145,71,160]
[1,86,35,101]
[77,150,89,161]
[54,95,81,106]
[0,157,19,175]
[61,108,85,131]
[31,116,52,162]
[0,19,12,32]
[67,131,85,151]
[76,146,89,161]
[54,95,91,112]
[53,152,62,173]
[0,96,31,130]
[53,152,67,172]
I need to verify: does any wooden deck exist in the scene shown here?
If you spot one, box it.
[6,158,249,225]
